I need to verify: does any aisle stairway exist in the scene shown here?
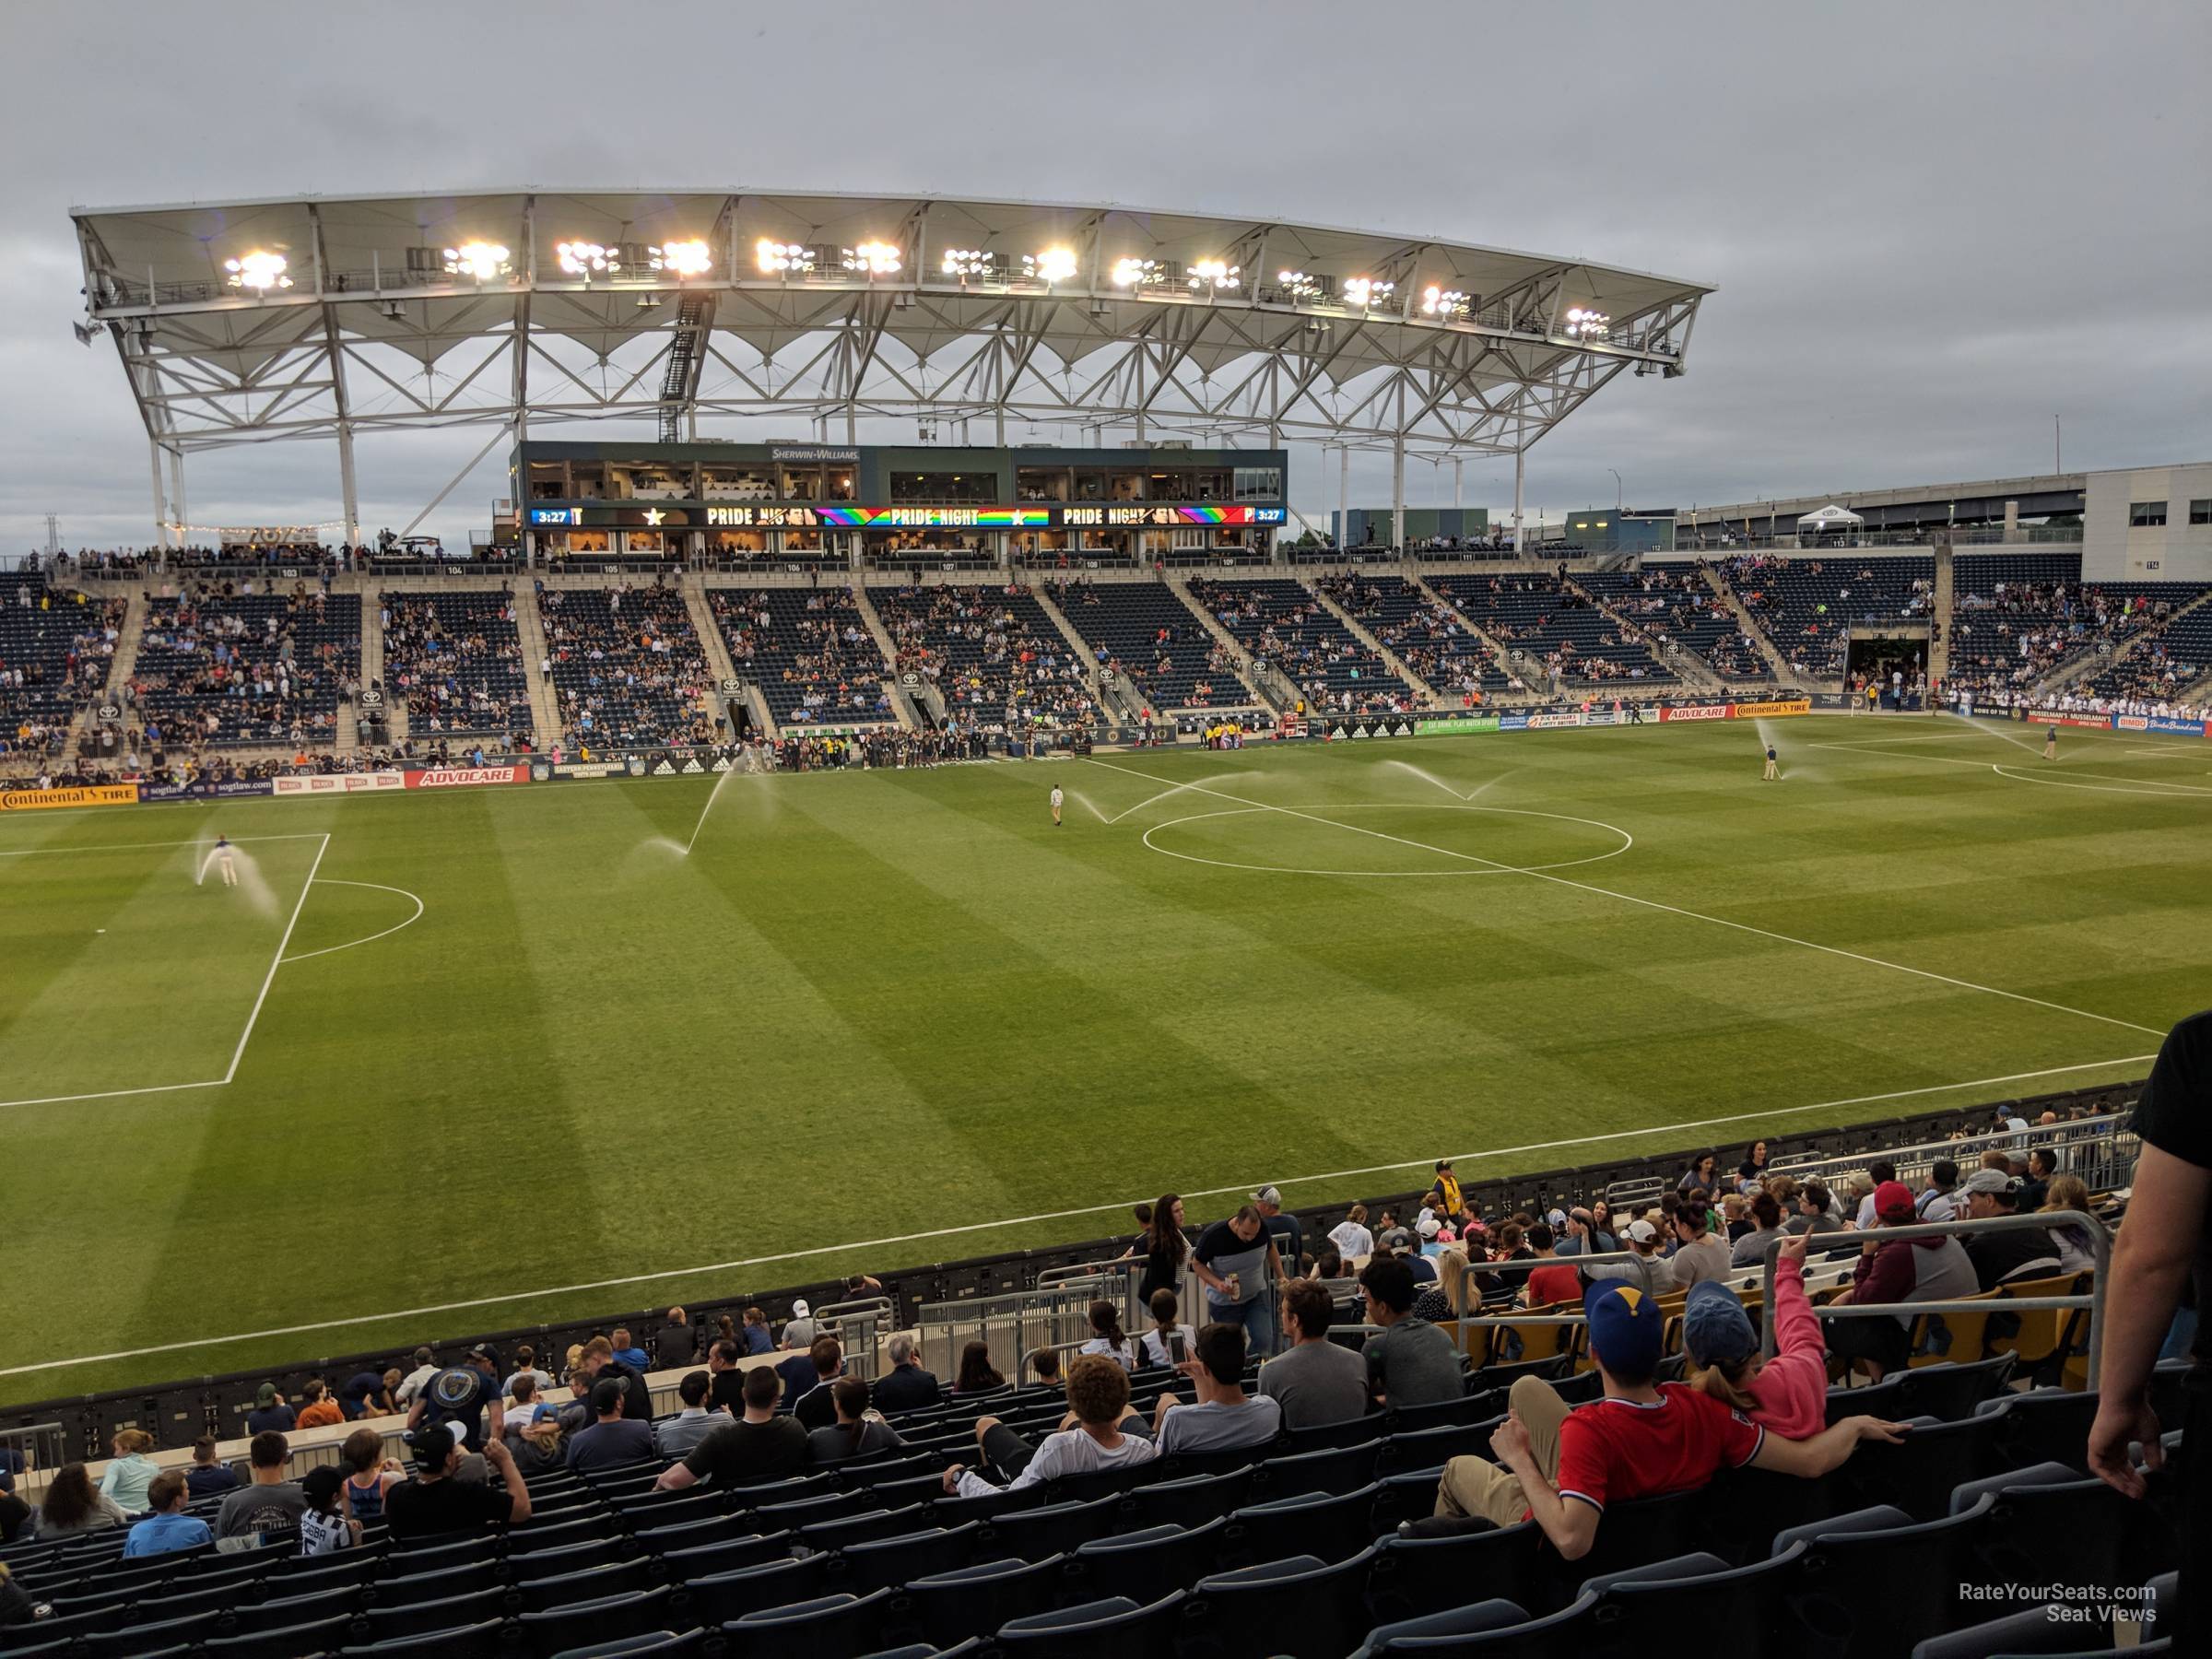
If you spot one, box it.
[848,583,919,732]
[510,585,562,749]
[1032,582,1142,723]
[1700,566,1795,684]
[60,586,147,766]
[1163,576,1288,712]
[1308,581,1440,704]
[1407,574,1543,704]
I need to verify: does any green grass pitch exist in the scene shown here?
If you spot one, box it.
[4,712,2206,1405]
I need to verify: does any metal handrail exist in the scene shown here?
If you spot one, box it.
[1767,1113,2133,1186]
[1756,1209,2109,1385]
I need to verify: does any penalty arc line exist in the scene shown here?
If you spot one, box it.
[0,1053,2152,1379]
[1083,758,2169,1040]
[279,880,426,964]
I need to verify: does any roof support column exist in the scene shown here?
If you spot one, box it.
[1513,448,1525,552]
[1392,433,1406,554]
[147,438,169,550]
[167,447,187,546]
[336,419,360,554]
[1453,456,1463,510]
[1338,444,1348,549]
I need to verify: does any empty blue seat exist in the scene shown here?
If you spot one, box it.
[1257,1439,1380,1500]
[902,1553,1068,1648]
[835,1522,980,1594]
[519,1585,676,1659]
[1775,1499,1995,1659]
[1071,1516,1227,1606]
[675,1553,830,1627]
[1583,1547,1804,1658]
[338,1618,512,1658]
[1118,1466,1253,1532]
[358,1586,512,1642]
[1186,1548,1377,1659]
[1355,1595,1548,1656]
[994,1590,1186,1658]
[657,1531,794,1580]
[720,1588,893,1658]
[976,1493,1122,1563]
[517,1558,654,1615]
[1363,1524,1546,1624]
[550,1634,707,1659]
[202,1617,357,1659]
[1222,1482,1381,1569]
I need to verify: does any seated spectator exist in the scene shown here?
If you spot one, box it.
[34,1465,125,1539]
[394,1347,439,1407]
[183,1436,238,1501]
[792,1337,845,1430]
[565,1378,656,1473]
[1412,1247,1472,1322]
[654,1371,723,1461]
[1360,1255,1466,1408]
[123,1473,209,1559]
[1730,1192,1789,1267]
[1786,1182,1844,1237]
[216,1431,305,1545]
[2020,1148,2057,1214]
[659,1308,701,1368]
[1152,1323,1284,1452]
[1684,1233,1828,1436]
[1826,1181,1980,1381]
[296,1466,360,1557]
[945,1355,1160,1497]
[97,1430,159,1516]
[1080,1299,1139,1371]
[1917,1159,1961,1222]
[293,1379,345,1430]
[385,1423,530,1536]
[0,1487,26,1548]
[1140,1288,1197,1369]
[741,1305,774,1356]
[1258,1279,1370,1429]
[503,1346,556,1402]
[1027,1350,1063,1391]
[338,1429,400,1525]
[246,1384,297,1437]
[705,1339,748,1415]
[1669,1206,1733,1288]
[1423,1281,1905,1554]
[1853,1162,1900,1229]
[1960,1169,2062,1288]
[2041,1175,2100,1273]
[1522,1224,1581,1308]
[872,1332,943,1414]
[809,1377,907,1464]
[608,1327,652,1372]
[574,1335,653,1429]
[781,1298,819,1351]
[508,1415,569,1479]
[1329,1203,1375,1262]
[952,1339,1006,1395]
[1720,1194,1751,1243]
[656,1366,810,1491]
[1558,1206,1618,1258]
[338,1367,399,1420]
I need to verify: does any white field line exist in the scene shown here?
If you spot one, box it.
[0,1054,2151,1379]
[1989,764,2212,798]
[0,833,330,859]
[0,833,330,1111]
[280,880,425,964]
[222,833,328,1082]
[1804,742,2001,768]
[1105,773,1248,825]
[1084,758,2169,1040]
[1942,712,2044,754]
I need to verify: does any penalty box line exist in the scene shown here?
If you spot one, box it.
[0,833,330,1111]
[0,1053,2152,1380]
[1083,758,2168,1041]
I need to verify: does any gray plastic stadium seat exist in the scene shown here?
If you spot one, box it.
[1353,1596,1543,1657]
[994,1591,1186,1659]
[902,1553,1068,1648]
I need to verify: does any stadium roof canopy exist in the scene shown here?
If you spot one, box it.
[72,190,1713,535]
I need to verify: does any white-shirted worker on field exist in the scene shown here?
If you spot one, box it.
[1050,785,1064,827]
[215,835,238,887]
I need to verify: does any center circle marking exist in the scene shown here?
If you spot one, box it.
[1141,802,1635,878]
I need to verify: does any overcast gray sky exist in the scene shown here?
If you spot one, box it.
[4,0,2206,551]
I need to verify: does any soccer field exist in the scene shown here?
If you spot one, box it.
[4,712,2205,1406]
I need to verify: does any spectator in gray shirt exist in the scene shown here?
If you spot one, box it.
[653,1371,724,1461]
[1359,1255,1465,1408]
[1150,1324,1283,1453]
[1730,1191,1790,1267]
[1785,1182,1845,1238]
[1667,1207,1733,1288]
[1258,1280,1371,1429]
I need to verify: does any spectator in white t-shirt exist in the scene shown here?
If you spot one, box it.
[1140,1289,1197,1369]
[393,1347,439,1407]
[1151,1323,1283,1452]
[944,1356,1160,1497]
[1079,1300,1139,1371]
[1328,1204,1376,1263]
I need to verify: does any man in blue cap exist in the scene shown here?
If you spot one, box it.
[1423,1280,1904,1557]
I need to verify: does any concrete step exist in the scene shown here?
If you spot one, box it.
[510,584,562,750]
[62,584,145,766]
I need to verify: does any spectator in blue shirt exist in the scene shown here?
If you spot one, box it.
[182,1438,238,1501]
[246,1382,296,1436]
[124,1473,211,1559]
[741,1307,775,1356]
[608,1328,653,1373]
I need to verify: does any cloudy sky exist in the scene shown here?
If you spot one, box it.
[3,0,2205,551]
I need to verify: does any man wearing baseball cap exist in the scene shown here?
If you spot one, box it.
[1251,1185,1303,1297]
[1424,1280,1904,1557]
[1958,1169,2061,1290]
[1825,1180,1978,1382]
[1583,1218,1667,1298]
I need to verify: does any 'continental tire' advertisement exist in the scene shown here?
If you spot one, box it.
[1727,699,1812,718]
[0,782,140,811]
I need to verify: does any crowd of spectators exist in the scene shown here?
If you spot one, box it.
[130,581,360,748]
[0,578,126,772]
[540,582,712,747]
[380,591,533,741]
[712,587,895,727]
[1192,577,1411,716]
[873,584,1097,729]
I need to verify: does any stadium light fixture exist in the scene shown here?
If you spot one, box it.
[1342,276,1394,310]
[1277,269,1323,301]
[940,247,994,278]
[1111,256,1163,288]
[223,251,293,291]
[441,241,512,281]
[841,241,903,275]
[756,239,815,275]
[1187,258,1241,292]
[1023,246,1078,285]
[1421,285,1470,319]
[1563,306,1610,339]
[649,238,713,276]
[556,240,620,276]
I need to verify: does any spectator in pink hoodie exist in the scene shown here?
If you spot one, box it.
[1680,1230,1828,1440]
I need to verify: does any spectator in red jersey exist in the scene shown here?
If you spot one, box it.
[1418,1280,1903,1555]
[1521,1224,1582,1308]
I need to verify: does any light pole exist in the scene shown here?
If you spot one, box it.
[1608,468,1623,511]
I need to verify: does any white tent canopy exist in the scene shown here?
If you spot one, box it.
[1797,503,1865,529]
